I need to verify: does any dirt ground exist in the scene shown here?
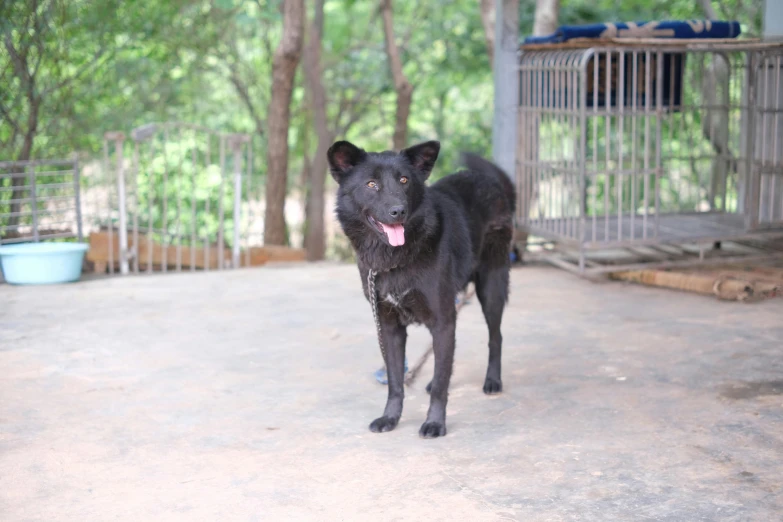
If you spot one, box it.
[1,263,782,521]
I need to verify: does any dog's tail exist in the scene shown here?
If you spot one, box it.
[461,152,516,214]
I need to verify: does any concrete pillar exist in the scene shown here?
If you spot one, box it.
[764,0,783,38]
[491,0,519,178]
[756,0,783,224]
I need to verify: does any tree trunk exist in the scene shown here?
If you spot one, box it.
[533,0,559,37]
[299,115,312,250]
[8,97,40,229]
[698,0,718,19]
[479,0,495,65]
[434,89,448,140]
[305,137,332,260]
[381,0,412,151]
[263,0,304,246]
[303,0,331,261]
[699,0,732,211]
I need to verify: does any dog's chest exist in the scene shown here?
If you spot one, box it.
[383,288,409,307]
[377,278,431,326]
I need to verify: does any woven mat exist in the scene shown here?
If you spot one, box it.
[610,263,783,302]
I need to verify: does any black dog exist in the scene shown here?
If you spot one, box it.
[327,140,515,438]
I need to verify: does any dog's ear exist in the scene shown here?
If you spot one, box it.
[327,141,367,182]
[401,141,440,179]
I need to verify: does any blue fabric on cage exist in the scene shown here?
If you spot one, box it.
[523,20,742,45]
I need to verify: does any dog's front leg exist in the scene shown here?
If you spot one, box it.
[369,309,407,433]
[420,320,456,438]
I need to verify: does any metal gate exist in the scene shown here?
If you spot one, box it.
[0,159,83,244]
[99,122,253,275]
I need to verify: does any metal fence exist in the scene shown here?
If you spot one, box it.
[517,41,783,274]
[0,159,83,244]
[97,122,255,275]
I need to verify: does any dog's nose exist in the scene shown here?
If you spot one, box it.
[389,205,406,219]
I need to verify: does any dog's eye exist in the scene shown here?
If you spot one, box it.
[399,176,408,184]
[366,181,377,189]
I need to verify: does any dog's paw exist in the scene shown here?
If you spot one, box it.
[483,377,503,394]
[369,416,399,433]
[425,380,432,394]
[419,421,447,438]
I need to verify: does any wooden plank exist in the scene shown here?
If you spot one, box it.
[242,245,306,266]
[87,230,230,271]
[87,230,307,272]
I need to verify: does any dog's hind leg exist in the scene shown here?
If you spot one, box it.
[475,262,509,394]
[369,309,407,433]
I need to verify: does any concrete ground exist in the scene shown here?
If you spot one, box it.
[1,263,782,521]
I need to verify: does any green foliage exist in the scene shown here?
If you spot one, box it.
[0,0,769,246]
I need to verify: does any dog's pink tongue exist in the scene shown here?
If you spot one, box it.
[380,223,405,246]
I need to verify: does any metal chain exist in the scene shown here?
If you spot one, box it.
[369,268,474,384]
[368,269,386,365]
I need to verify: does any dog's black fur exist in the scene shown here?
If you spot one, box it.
[327,140,515,438]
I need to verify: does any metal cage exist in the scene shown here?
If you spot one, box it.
[516,41,783,274]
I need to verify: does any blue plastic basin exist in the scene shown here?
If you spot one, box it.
[0,242,89,285]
